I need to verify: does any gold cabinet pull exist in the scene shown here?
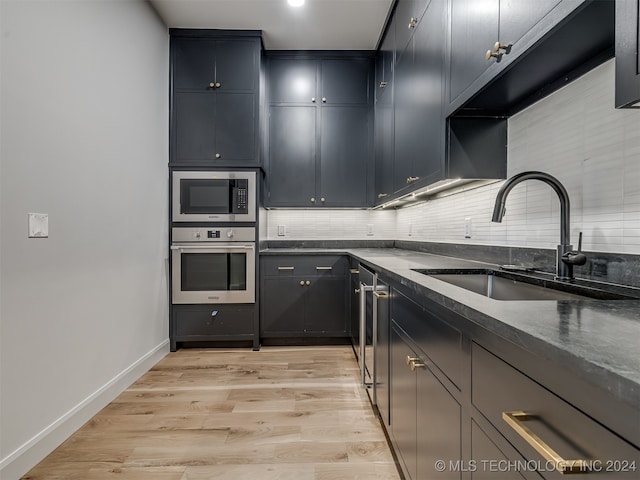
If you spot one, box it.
[379,81,388,88]
[299,280,305,286]
[502,411,591,474]
[378,193,388,198]
[277,266,294,271]
[408,17,417,29]
[354,288,361,293]
[215,153,221,159]
[312,97,316,103]
[310,197,316,203]
[486,49,501,60]
[350,269,360,274]
[406,176,420,184]
[410,359,425,371]
[215,82,221,88]
[406,355,420,365]
[322,97,327,103]
[316,266,332,271]
[305,280,311,286]
[373,291,389,299]
[209,82,215,88]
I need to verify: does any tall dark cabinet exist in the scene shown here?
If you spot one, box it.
[170,30,262,166]
[265,54,374,208]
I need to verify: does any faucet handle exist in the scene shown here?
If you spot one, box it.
[562,232,587,266]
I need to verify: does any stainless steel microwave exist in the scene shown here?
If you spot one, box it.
[172,171,256,223]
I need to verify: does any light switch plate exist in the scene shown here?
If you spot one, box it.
[28,213,49,238]
[464,217,472,239]
[277,224,286,236]
[366,224,374,236]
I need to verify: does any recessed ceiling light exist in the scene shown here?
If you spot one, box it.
[288,0,305,7]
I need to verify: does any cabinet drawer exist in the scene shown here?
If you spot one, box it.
[261,255,347,277]
[472,343,639,478]
[392,290,463,390]
[173,305,254,339]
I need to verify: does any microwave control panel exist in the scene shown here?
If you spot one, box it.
[233,179,249,214]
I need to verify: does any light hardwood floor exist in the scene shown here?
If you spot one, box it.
[22,346,401,480]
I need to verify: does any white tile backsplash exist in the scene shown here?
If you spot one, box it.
[266,59,640,255]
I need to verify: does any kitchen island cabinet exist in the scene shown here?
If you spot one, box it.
[260,254,349,340]
[170,31,261,166]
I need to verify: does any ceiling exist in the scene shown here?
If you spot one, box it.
[149,0,395,50]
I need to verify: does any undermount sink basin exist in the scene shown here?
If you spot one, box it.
[411,268,636,301]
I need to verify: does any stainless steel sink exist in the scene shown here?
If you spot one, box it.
[411,269,636,301]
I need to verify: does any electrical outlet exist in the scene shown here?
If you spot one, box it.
[277,224,286,236]
[366,224,374,236]
[464,217,472,239]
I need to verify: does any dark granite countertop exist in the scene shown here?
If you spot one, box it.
[260,247,640,408]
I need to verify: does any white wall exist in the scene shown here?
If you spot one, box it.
[0,1,169,477]
[268,60,640,255]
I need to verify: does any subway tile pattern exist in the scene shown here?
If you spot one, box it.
[266,60,640,256]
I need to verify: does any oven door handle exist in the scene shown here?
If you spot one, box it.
[170,244,255,250]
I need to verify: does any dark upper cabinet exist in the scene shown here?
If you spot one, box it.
[374,17,395,202]
[615,0,640,108]
[319,106,369,207]
[265,54,374,208]
[449,0,563,104]
[394,0,430,54]
[267,106,316,206]
[170,32,261,165]
[268,58,318,104]
[393,0,446,194]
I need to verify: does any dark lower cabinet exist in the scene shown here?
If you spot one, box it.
[260,255,349,339]
[171,304,256,351]
[391,322,462,480]
[375,278,391,428]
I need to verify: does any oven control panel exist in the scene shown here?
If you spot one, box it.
[172,226,256,243]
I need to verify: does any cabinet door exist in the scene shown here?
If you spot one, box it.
[498,0,562,51]
[374,85,394,202]
[321,58,371,105]
[615,0,640,108]
[305,276,347,335]
[215,93,256,163]
[269,58,318,104]
[394,0,430,54]
[470,421,530,479]
[215,39,259,91]
[267,106,317,206]
[319,106,370,207]
[449,0,499,103]
[172,38,216,91]
[173,92,217,162]
[394,0,445,192]
[416,362,462,479]
[391,325,418,480]
[261,277,306,337]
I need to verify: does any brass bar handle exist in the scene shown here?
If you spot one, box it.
[350,269,360,274]
[502,411,591,474]
[373,291,389,299]
[277,266,295,271]
[316,266,333,271]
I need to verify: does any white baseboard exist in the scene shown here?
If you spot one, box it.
[0,340,169,480]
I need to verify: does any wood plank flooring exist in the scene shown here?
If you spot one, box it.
[22,346,401,480]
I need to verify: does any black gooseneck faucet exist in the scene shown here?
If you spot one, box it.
[491,171,586,281]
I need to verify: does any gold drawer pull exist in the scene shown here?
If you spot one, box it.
[373,291,389,299]
[502,411,591,474]
[350,268,360,274]
[277,266,294,271]
[316,266,332,271]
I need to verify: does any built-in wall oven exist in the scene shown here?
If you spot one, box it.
[172,171,256,223]
[171,227,256,304]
